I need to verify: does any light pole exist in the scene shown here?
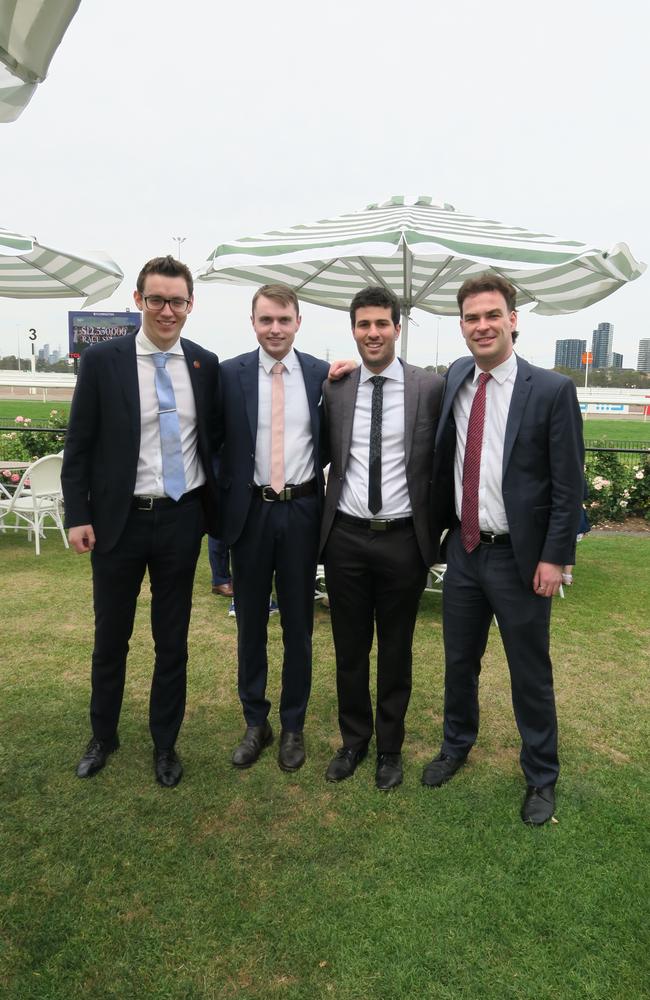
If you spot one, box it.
[172,236,187,260]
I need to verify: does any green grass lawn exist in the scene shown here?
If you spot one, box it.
[0,400,70,423]
[1,401,648,445]
[1,531,648,999]
[582,417,649,444]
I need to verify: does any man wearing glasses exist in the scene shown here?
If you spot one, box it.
[62,255,219,788]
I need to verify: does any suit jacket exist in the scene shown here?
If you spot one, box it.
[434,354,585,585]
[320,361,444,566]
[61,332,220,553]
[216,347,330,545]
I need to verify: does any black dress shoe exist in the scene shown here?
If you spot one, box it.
[154,747,183,788]
[278,731,305,772]
[325,745,368,782]
[76,735,119,778]
[521,785,556,825]
[232,722,273,768]
[421,751,467,788]
[376,752,403,791]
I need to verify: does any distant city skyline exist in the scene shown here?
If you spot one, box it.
[638,339,650,373]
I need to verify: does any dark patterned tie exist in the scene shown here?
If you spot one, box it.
[460,371,492,552]
[368,375,386,514]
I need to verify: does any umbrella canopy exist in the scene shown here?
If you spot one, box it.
[0,0,81,122]
[196,195,645,357]
[0,227,123,307]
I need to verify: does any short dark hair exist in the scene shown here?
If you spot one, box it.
[349,286,401,327]
[251,283,300,317]
[457,273,517,315]
[136,255,193,296]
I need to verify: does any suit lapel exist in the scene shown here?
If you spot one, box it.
[436,357,473,446]
[113,334,140,428]
[238,350,259,445]
[402,361,417,466]
[181,339,202,414]
[295,350,323,444]
[338,367,360,469]
[503,356,532,474]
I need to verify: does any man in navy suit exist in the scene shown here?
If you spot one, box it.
[217,284,329,773]
[422,273,584,825]
[62,255,219,787]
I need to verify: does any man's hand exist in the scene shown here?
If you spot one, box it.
[532,561,563,597]
[328,359,358,381]
[68,524,96,554]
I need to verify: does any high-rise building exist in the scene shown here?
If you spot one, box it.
[591,322,613,368]
[555,339,586,370]
[612,352,623,369]
[638,339,650,373]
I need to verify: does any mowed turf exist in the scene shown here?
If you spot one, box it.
[1,399,649,444]
[1,531,648,999]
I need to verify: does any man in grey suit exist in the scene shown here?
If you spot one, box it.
[421,273,584,825]
[320,286,444,790]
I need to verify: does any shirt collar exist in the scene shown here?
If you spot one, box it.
[258,346,297,373]
[136,330,184,356]
[472,351,517,386]
[360,356,403,384]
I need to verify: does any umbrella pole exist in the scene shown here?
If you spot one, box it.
[400,308,410,360]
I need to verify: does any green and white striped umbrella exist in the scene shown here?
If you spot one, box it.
[197,195,645,357]
[0,1,81,122]
[0,227,123,306]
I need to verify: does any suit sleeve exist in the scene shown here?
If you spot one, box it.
[539,378,585,567]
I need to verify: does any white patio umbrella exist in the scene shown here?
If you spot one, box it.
[0,227,123,306]
[0,0,81,122]
[196,195,645,358]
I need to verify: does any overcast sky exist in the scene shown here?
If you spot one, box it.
[2,0,648,370]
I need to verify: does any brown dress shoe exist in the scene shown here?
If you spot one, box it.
[232,722,273,768]
[212,582,234,597]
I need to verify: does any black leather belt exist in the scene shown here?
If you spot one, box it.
[479,531,511,545]
[253,479,317,501]
[132,486,202,511]
[336,511,413,532]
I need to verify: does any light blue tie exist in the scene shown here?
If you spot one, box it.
[152,352,186,501]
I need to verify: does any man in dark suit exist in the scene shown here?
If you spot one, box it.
[421,273,584,825]
[217,284,329,773]
[62,255,219,787]
[320,286,444,791]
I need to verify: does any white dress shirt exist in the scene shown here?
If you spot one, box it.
[453,352,517,534]
[254,347,315,487]
[134,331,205,497]
[339,357,411,519]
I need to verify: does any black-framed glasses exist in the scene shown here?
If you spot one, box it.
[142,295,191,314]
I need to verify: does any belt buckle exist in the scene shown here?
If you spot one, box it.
[261,486,277,502]
[137,496,154,510]
[369,518,389,531]
[482,531,496,545]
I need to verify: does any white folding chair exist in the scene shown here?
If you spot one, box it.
[0,454,68,555]
[425,563,447,594]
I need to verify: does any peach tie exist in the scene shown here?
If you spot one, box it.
[270,361,285,494]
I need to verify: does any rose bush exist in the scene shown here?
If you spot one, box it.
[585,452,650,524]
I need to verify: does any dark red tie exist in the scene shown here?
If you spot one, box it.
[461,371,492,552]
